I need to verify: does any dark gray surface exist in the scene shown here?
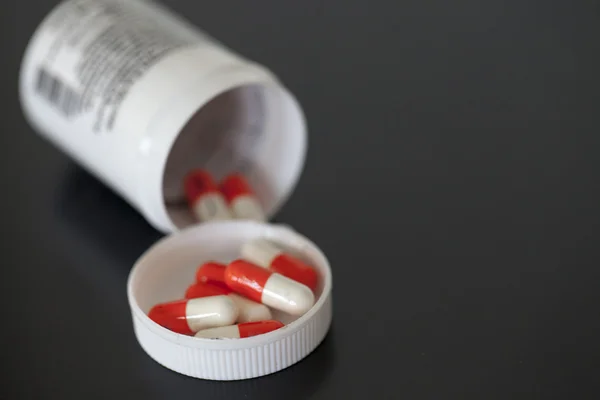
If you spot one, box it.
[2,0,600,398]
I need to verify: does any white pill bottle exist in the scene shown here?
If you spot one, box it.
[20,0,306,233]
[20,0,332,381]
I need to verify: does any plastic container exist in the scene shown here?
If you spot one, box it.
[19,0,306,233]
[20,0,332,380]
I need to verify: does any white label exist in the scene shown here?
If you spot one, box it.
[31,0,202,135]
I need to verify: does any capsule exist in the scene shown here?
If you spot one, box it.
[195,320,285,339]
[185,282,272,323]
[148,295,238,335]
[225,260,315,316]
[219,173,266,221]
[184,169,232,222]
[241,239,318,291]
[185,281,231,298]
[195,261,229,290]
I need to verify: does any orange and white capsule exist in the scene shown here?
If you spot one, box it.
[148,295,238,335]
[225,260,314,316]
[195,320,285,339]
[219,174,266,221]
[242,239,318,291]
[185,282,272,323]
[184,169,232,222]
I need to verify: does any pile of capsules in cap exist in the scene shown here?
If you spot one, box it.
[148,170,318,339]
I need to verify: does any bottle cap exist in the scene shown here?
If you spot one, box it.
[127,221,333,380]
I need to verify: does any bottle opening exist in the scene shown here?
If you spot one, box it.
[161,83,306,230]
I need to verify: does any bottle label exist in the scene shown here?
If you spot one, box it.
[30,0,201,134]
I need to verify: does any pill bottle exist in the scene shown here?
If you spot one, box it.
[20,0,332,381]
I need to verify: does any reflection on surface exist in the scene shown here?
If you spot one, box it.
[53,164,335,397]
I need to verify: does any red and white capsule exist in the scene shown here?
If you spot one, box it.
[184,169,232,222]
[148,295,238,335]
[195,320,285,339]
[191,261,272,322]
[185,281,230,299]
[195,261,230,290]
[219,174,266,221]
[185,282,272,323]
[241,239,318,291]
[225,260,315,316]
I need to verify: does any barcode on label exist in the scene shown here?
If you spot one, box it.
[34,67,84,118]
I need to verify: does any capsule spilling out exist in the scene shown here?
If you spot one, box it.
[195,320,285,339]
[195,262,230,290]
[242,239,318,291]
[225,260,315,316]
[219,174,266,221]
[185,282,272,323]
[148,295,238,335]
[184,169,232,222]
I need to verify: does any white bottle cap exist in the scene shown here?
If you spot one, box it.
[128,221,333,380]
[20,0,332,380]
